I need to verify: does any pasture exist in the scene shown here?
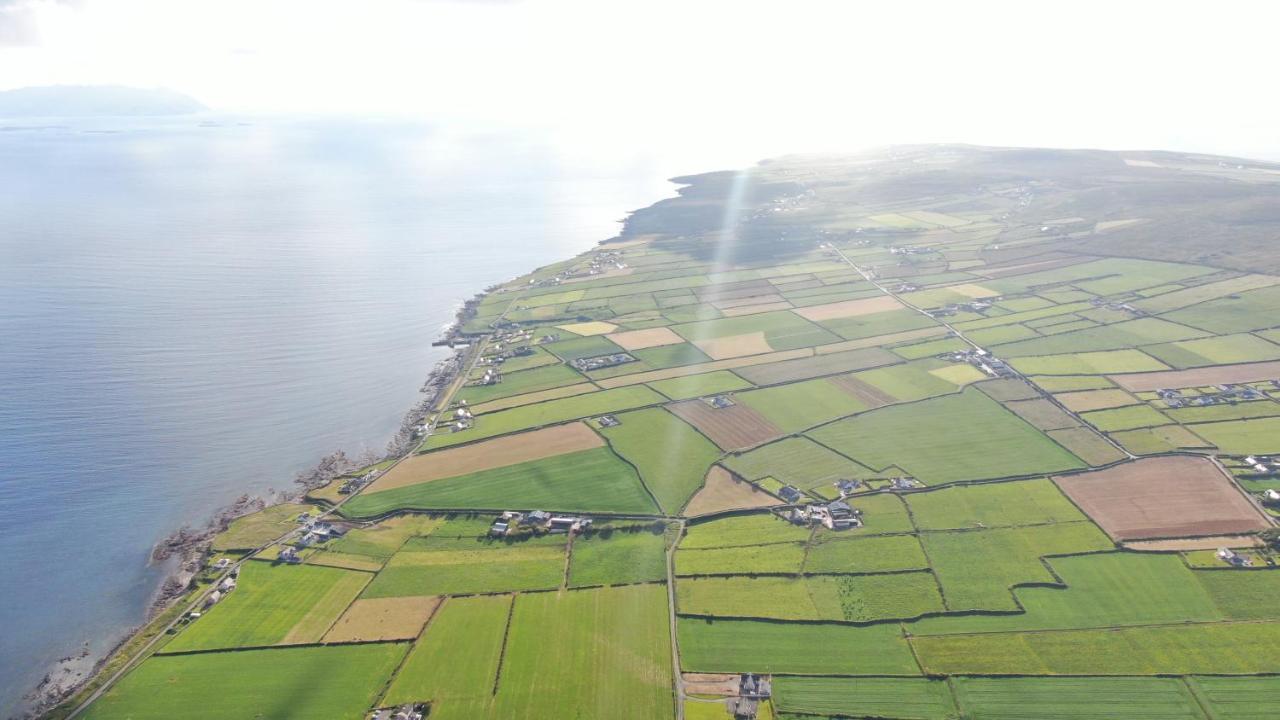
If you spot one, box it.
[773,676,957,720]
[599,407,721,513]
[381,595,511,717]
[724,437,874,491]
[83,644,407,720]
[809,388,1084,484]
[646,369,753,400]
[163,561,369,651]
[950,677,1207,720]
[343,446,658,517]
[676,541,806,576]
[211,502,313,551]
[802,533,928,574]
[735,377,867,433]
[363,542,565,598]
[905,478,1086,530]
[677,617,919,674]
[323,595,441,642]
[568,525,670,586]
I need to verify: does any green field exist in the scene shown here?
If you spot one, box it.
[905,478,1086,529]
[381,595,511,717]
[1079,403,1170,431]
[1188,416,1280,453]
[1144,333,1280,368]
[1008,349,1170,375]
[724,437,874,491]
[677,617,919,674]
[951,676,1207,720]
[677,571,944,622]
[913,620,1280,674]
[647,369,753,400]
[599,407,720,513]
[680,513,813,549]
[773,676,956,719]
[989,317,1210,357]
[919,522,1113,611]
[211,502,312,551]
[362,541,565,598]
[568,525,670,586]
[672,310,841,351]
[734,377,868,433]
[164,561,369,651]
[342,446,658,516]
[1162,284,1280,333]
[491,585,674,719]
[1190,676,1280,720]
[423,385,665,449]
[676,542,806,576]
[803,533,929,574]
[456,363,584,405]
[809,388,1085,484]
[84,644,408,720]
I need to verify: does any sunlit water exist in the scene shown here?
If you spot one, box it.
[0,115,676,714]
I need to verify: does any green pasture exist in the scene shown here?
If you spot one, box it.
[599,407,720,513]
[211,502,313,551]
[363,542,564,598]
[802,533,929,574]
[1145,333,1280,368]
[1190,675,1280,720]
[773,676,956,720]
[680,513,812,549]
[1080,404,1170,431]
[905,478,1086,530]
[569,525,670,586]
[725,437,874,491]
[1189,417,1280,454]
[951,676,1206,720]
[672,310,840,351]
[456,363,584,405]
[1009,349,1169,375]
[646,369,753,400]
[735,378,867,433]
[677,617,919,674]
[677,571,943,622]
[676,542,806,576]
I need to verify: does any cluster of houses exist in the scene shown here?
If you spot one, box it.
[726,673,773,719]
[940,348,1014,378]
[1217,548,1254,567]
[489,510,593,537]
[449,403,474,433]
[895,282,920,293]
[370,703,425,720]
[794,500,862,530]
[925,299,995,317]
[1089,297,1147,317]
[1158,385,1268,408]
[1245,455,1280,476]
[294,513,349,547]
[525,250,628,287]
[889,245,935,255]
[570,352,635,372]
[188,563,240,620]
[834,478,863,497]
[889,476,920,491]
[338,469,379,496]
[705,394,736,409]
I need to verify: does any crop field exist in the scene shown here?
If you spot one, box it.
[950,677,1207,720]
[598,408,720,513]
[84,644,408,720]
[802,533,929,574]
[1189,416,1280,453]
[568,525,670,586]
[681,513,814,549]
[1053,456,1270,540]
[676,541,806,576]
[380,595,511,716]
[343,446,657,517]
[323,595,441,642]
[667,397,783,450]
[677,617,920,674]
[164,561,370,651]
[809,388,1085,484]
[732,346,899,385]
[491,585,674,719]
[1190,676,1280,720]
[368,422,603,494]
[677,571,944,622]
[363,542,565,598]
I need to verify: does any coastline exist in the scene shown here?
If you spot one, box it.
[24,296,487,719]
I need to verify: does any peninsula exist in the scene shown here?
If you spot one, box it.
[50,145,1280,720]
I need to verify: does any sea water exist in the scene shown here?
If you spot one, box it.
[0,115,675,714]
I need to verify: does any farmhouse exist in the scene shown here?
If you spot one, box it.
[778,485,803,503]
[489,520,510,537]
[834,478,862,496]
[212,558,231,571]
[1217,547,1252,567]
[203,590,222,608]
[571,352,636,372]
[278,546,301,564]
[596,414,621,428]
[707,395,736,409]
[548,515,592,534]
[1263,489,1280,506]
[890,477,919,490]
[526,510,552,526]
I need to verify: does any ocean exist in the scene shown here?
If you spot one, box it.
[0,115,676,715]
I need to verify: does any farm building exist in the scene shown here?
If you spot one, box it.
[1217,548,1252,567]
[834,479,862,496]
[278,546,300,564]
[597,414,621,427]
[778,485,803,503]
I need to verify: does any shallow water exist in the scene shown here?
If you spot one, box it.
[0,115,673,714]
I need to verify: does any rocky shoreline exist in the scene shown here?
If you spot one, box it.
[22,293,486,719]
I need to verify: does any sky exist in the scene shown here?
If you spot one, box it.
[2,0,1279,164]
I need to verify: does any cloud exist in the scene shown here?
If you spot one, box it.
[0,0,79,47]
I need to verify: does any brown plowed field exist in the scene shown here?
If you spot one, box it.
[1053,456,1271,540]
[693,332,775,360]
[734,347,899,386]
[323,596,442,642]
[721,301,795,317]
[828,375,896,407]
[366,422,602,493]
[607,327,685,350]
[793,296,904,321]
[683,465,781,516]
[668,400,782,451]
[1108,360,1280,392]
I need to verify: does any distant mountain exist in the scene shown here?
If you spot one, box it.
[0,85,207,118]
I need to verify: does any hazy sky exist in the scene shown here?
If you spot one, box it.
[2,0,1278,163]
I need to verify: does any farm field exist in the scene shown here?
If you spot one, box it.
[79,147,1280,720]
[83,644,408,720]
